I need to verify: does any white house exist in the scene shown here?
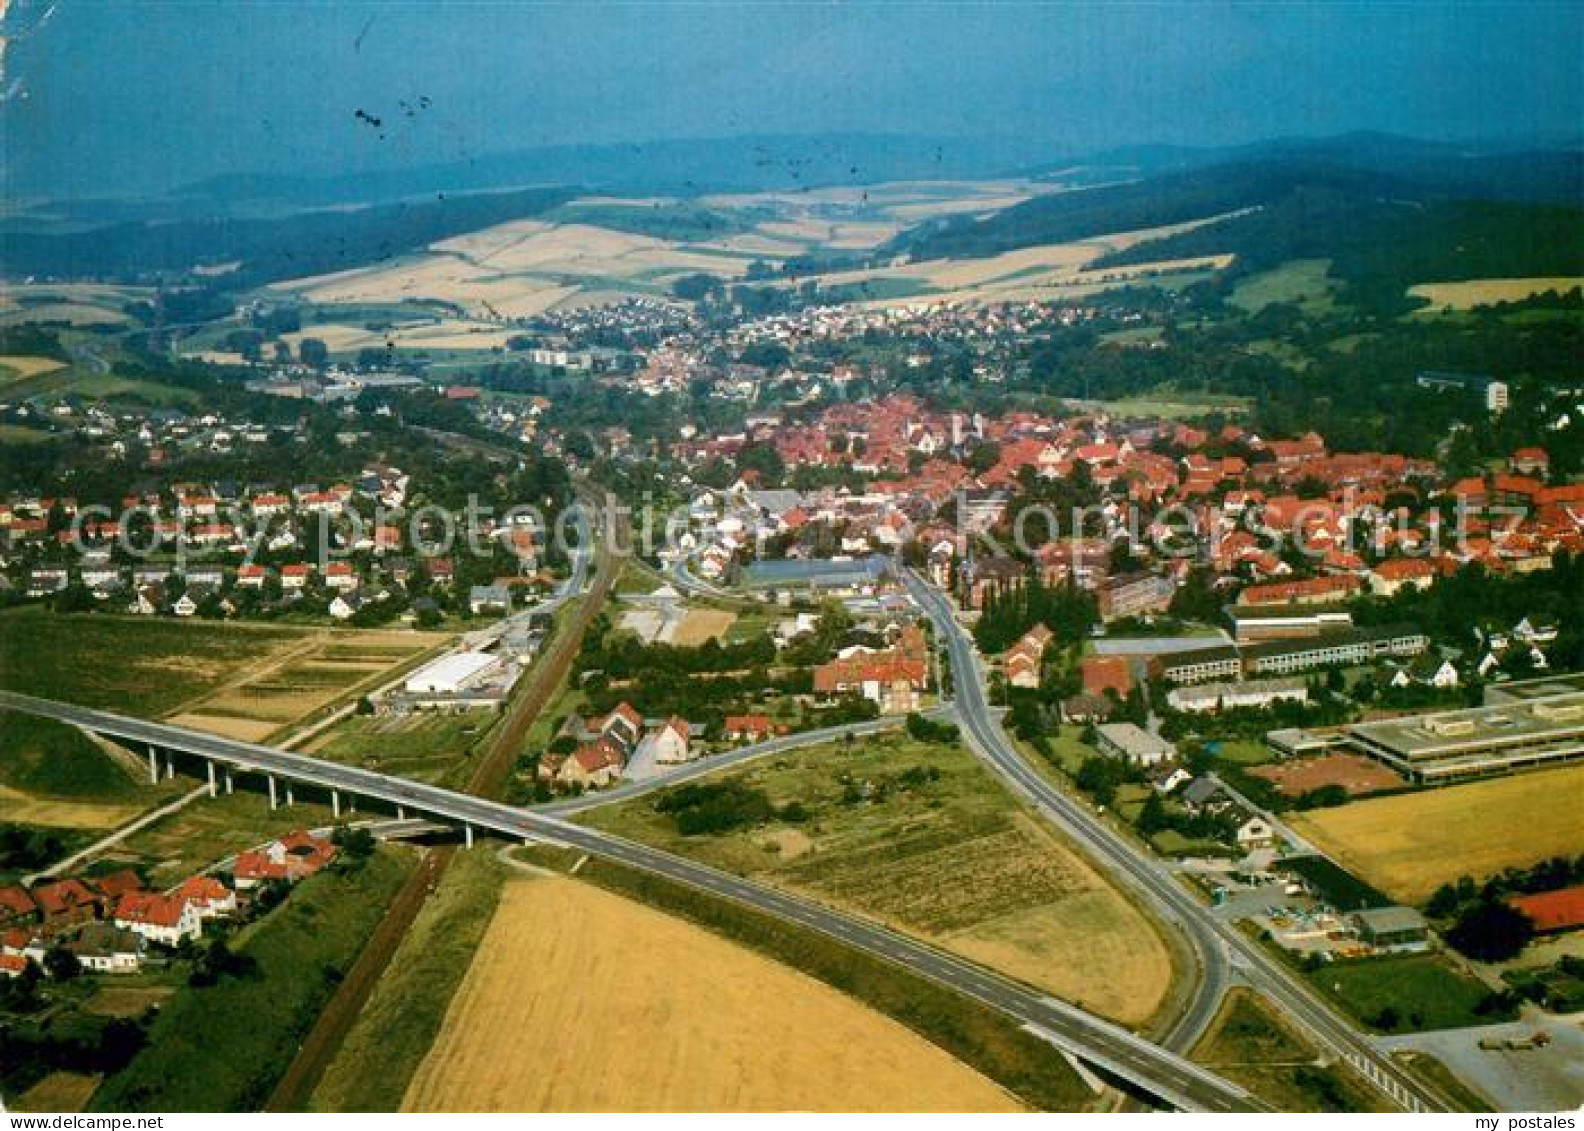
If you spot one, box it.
[651,717,693,764]
[114,892,202,946]
[1235,817,1278,851]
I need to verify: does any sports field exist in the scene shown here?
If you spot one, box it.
[1289,764,1584,901]
[403,875,1024,1112]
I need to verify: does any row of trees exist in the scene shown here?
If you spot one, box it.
[973,570,1098,654]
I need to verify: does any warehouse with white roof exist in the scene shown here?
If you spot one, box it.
[404,650,504,695]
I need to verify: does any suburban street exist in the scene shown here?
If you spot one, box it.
[901,571,1451,1113]
[541,709,951,815]
[0,688,1260,1114]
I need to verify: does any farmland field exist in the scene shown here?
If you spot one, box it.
[0,608,311,717]
[164,629,447,741]
[1229,258,1339,313]
[403,874,1023,1112]
[1408,276,1583,310]
[11,1073,103,1113]
[1288,764,1584,902]
[0,354,68,383]
[666,606,736,645]
[307,710,502,788]
[310,849,508,1112]
[582,732,1176,1026]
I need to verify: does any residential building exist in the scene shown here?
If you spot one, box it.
[652,717,693,764]
[1094,722,1176,767]
[114,892,202,946]
[1166,678,1309,713]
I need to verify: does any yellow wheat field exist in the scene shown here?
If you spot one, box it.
[403,876,1025,1112]
[1409,277,1582,310]
[1289,764,1584,902]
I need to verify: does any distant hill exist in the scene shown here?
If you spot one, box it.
[0,185,575,285]
[1093,191,1584,312]
[169,133,1044,212]
[891,143,1584,311]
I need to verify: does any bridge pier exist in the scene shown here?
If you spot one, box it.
[285,782,294,807]
[332,789,340,819]
[224,768,234,795]
[267,774,278,810]
[147,746,159,785]
[396,805,406,820]
[206,760,216,798]
[464,823,474,849]
[164,754,174,781]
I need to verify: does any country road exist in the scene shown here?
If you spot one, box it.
[1,686,1261,1114]
[902,570,1450,1112]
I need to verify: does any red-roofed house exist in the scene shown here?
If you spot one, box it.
[547,737,627,789]
[1509,448,1550,477]
[31,879,100,931]
[233,830,337,889]
[0,885,37,927]
[722,714,783,742]
[1368,558,1439,597]
[1510,884,1584,934]
[597,702,644,750]
[814,652,928,714]
[114,892,201,946]
[173,876,237,920]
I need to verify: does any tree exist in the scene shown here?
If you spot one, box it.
[1445,899,1535,962]
[331,824,376,862]
[43,946,82,981]
[298,337,329,368]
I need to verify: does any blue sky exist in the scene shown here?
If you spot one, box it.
[3,0,1581,198]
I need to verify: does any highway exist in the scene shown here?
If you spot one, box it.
[0,688,1260,1114]
[902,572,1448,1112]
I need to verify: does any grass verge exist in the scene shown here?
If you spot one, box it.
[308,849,508,1111]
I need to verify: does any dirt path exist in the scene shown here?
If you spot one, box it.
[24,785,212,884]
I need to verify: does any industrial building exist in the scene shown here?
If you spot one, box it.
[405,651,504,695]
[1343,690,1584,783]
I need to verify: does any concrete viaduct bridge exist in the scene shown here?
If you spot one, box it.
[0,689,1262,1115]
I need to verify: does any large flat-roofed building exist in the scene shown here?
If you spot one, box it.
[1156,644,1244,685]
[1094,722,1176,766]
[1226,603,1354,643]
[1344,690,1584,783]
[742,554,892,595]
[1166,677,1309,714]
[1243,625,1427,677]
[1155,625,1427,684]
[404,650,504,695]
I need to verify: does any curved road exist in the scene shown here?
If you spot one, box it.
[903,571,1448,1112]
[541,709,950,816]
[0,689,1259,1114]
